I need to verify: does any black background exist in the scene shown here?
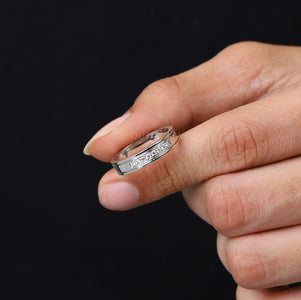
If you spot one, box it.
[3,1,301,299]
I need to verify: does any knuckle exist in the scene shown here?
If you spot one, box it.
[216,41,271,94]
[226,238,268,289]
[221,41,269,65]
[210,120,267,171]
[205,177,246,236]
[141,77,182,100]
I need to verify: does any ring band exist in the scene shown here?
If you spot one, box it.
[111,126,179,175]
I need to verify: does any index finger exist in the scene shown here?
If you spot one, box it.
[86,42,297,161]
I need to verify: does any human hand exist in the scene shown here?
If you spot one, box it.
[84,42,301,299]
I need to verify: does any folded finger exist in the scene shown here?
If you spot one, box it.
[184,156,301,237]
[217,226,301,289]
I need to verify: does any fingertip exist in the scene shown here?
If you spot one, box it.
[99,181,140,211]
[98,170,140,210]
[84,113,131,159]
[89,135,122,162]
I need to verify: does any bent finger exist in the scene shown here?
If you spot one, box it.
[217,226,301,290]
[183,156,301,237]
[86,42,301,161]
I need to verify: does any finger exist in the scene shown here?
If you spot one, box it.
[86,42,301,161]
[216,226,301,290]
[98,86,301,210]
[236,285,301,300]
[183,156,301,237]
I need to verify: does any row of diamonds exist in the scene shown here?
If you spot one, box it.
[129,141,170,169]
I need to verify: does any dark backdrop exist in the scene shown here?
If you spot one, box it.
[3,1,301,299]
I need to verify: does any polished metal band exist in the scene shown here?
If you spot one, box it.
[111,126,179,175]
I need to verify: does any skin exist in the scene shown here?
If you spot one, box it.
[87,41,301,299]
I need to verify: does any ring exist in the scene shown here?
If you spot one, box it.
[111,126,179,175]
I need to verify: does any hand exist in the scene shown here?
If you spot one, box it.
[84,42,301,299]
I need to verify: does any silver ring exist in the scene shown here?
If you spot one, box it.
[111,126,179,175]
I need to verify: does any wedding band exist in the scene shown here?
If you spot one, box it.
[111,126,179,175]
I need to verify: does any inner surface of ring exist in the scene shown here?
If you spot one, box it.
[114,127,169,161]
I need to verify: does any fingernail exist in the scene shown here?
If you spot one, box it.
[99,181,140,210]
[83,113,130,155]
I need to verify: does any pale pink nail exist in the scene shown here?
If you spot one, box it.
[99,181,140,210]
[83,113,130,155]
